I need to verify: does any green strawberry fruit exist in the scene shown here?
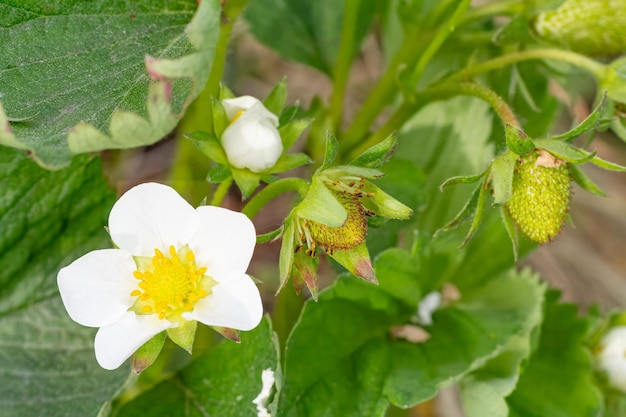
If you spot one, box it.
[506,150,571,243]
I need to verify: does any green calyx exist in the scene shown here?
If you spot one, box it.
[505,150,571,243]
[533,0,626,57]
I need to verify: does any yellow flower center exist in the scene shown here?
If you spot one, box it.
[130,245,215,321]
[231,110,245,123]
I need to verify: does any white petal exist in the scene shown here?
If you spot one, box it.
[188,206,256,279]
[223,96,278,125]
[598,326,626,391]
[108,183,199,256]
[94,311,176,370]
[57,249,137,327]
[182,275,263,331]
[221,108,283,172]
[417,291,442,326]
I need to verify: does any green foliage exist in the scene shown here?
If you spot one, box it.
[0,146,127,416]
[245,0,380,76]
[116,317,280,417]
[276,249,545,416]
[0,0,221,168]
[506,291,603,417]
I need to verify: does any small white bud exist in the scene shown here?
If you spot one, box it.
[417,291,442,326]
[221,96,283,173]
[597,326,626,392]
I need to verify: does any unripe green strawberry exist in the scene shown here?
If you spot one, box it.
[533,0,626,57]
[306,191,367,253]
[506,150,571,243]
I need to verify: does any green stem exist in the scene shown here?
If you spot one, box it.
[242,178,310,219]
[448,48,607,82]
[168,2,245,202]
[328,0,361,133]
[407,0,471,88]
[210,176,233,206]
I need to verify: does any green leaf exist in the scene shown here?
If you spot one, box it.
[0,148,115,312]
[436,183,482,236]
[0,146,130,415]
[279,220,297,290]
[552,94,608,141]
[0,0,221,168]
[349,133,397,168]
[397,97,494,232]
[276,264,545,416]
[506,291,603,417]
[187,130,228,165]
[245,0,379,75]
[499,206,520,261]
[459,269,546,417]
[117,317,280,417]
[263,77,288,116]
[492,15,535,45]
[0,298,131,417]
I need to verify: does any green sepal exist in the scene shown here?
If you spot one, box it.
[133,255,153,272]
[348,133,397,168]
[278,219,297,292]
[257,226,283,244]
[500,206,520,262]
[505,125,535,156]
[439,167,489,190]
[590,154,626,171]
[231,167,261,199]
[361,181,413,220]
[278,103,302,127]
[534,139,595,164]
[167,320,197,354]
[329,242,377,284]
[263,77,287,116]
[279,118,311,149]
[324,165,385,179]
[436,183,483,235]
[269,153,312,174]
[491,152,518,205]
[131,331,166,374]
[552,94,608,141]
[206,164,231,183]
[320,133,339,171]
[187,131,228,165]
[569,164,606,197]
[211,326,241,342]
[296,177,347,227]
[292,249,320,301]
[211,97,229,138]
[462,177,489,247]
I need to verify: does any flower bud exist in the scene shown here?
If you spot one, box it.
[221,96,283,173]
[505,150,571,243]
[597,326,626,392]
[533,0,626,57]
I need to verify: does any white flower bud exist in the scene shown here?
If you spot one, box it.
[417,291,441,326]
[597,326,626,391]
[221,96,283,173]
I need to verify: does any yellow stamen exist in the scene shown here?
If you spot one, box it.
[129,245,216,321]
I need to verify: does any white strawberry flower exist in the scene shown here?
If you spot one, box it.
[57,183,263,370]
[597,326,626,391]
[221,95,283,173]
